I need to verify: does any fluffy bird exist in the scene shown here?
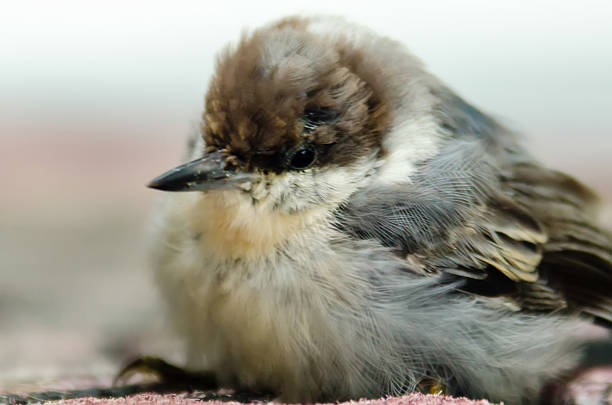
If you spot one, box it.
[143,16,612,405]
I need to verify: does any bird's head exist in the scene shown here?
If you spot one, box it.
[149,17,440,218]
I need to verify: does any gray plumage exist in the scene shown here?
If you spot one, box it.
[147,16,612,405]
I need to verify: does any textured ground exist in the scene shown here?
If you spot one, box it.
[2,392,497,405]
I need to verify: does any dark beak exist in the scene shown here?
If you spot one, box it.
[147,151,252,192]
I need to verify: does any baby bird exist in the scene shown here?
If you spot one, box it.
[143,16,612,405]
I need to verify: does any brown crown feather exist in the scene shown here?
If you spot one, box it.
[202,19,390,172]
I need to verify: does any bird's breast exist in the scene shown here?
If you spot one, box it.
[151,192,372,398]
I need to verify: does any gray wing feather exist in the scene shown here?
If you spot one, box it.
[335,93,612,323]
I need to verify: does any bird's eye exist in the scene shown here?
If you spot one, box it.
[286,144,317,170]
[301,107,338,132]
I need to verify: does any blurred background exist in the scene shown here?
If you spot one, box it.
[1,0,611,390]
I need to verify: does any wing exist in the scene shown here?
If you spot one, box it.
[506,162,612,322]
[335,93,612,324]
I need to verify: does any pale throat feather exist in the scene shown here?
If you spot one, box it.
[183,191,331,262]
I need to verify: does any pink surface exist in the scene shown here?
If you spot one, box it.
[39,393,493,405]
[4,366,611,405]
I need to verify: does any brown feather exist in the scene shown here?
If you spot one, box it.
[501,163,612,322]
[201,22,390,172]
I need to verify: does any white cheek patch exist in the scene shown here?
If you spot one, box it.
[265,157,378,213]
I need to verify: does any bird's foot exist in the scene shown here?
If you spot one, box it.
[114,356,272,402]
[114,356,218,390]
[416,377,449,395]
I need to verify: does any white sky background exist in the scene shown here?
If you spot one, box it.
[1,0,611,180]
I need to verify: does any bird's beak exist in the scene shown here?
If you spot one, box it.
[147,151,252,192]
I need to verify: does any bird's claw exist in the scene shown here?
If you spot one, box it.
[113,356,218,389]
[416,377,449,395]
